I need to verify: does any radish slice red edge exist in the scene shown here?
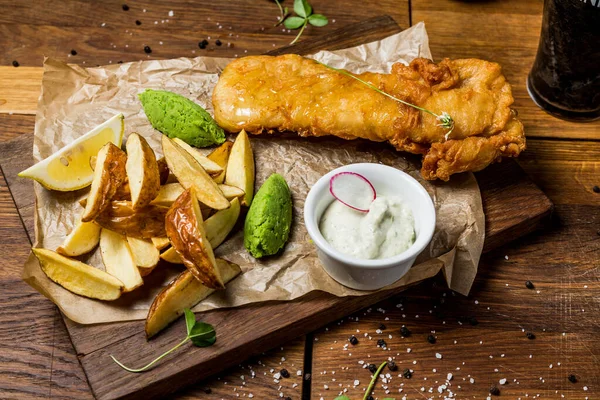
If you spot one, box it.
[329,172,376,213]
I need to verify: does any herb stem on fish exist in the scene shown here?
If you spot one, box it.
[316,60,455,138]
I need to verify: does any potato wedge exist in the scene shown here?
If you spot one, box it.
[145,259,241,338]
[99,229,143,292]
[127,237,160,271]
[172,138,224,175]
[165,188,224,289]
[113,179,131,200]
[159,197,240,264]
[162,135,229,210]
[56,215,101,257]
[81,142,128,222]
[157,157,170,185]
[32,248,124,300]
[126,133,161,209]
[207,141,233,184]
[150,183,185,207]
[218,184,245,200]
[204,197,241,248]
[94,200,168,239]
[151,237,170,250]
[225,130,254,206]
[160,246,182,264]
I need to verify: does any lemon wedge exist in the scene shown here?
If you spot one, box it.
[19,114,125,191]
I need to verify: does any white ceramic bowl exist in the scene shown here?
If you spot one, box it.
[304,163,436,290]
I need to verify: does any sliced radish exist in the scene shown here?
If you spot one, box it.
[329,172,376,212]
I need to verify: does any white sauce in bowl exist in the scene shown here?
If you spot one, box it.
[319,196,415,260]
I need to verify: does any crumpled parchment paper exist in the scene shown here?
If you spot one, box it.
[22,22,485,324]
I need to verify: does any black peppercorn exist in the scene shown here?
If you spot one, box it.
[489,385,500,395]
[377,339,387,348]
[135,20,141,25]
[349,335,358,345]
[427,334,436,344]
[280,368,290,378]
[400,325,411,337]
[469,317,479,326]
[593,185,600,193]
[526,332,536,340]
[215,39,222,46]
[366,396,374,400]
[388,360,397,371]
[201,387,212,394]
[379,323,386,330]
[402,368,412,379]
[144,46,152,54]
[368,363,377,373]
[122,4,129,11]
[70,49,77,56]
[568,374,577,383]
[12,60,19,67]
[525,280,535,289]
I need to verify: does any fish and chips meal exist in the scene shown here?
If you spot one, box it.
[18,51,523,366]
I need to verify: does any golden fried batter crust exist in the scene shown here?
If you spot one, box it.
[212,54,525,180]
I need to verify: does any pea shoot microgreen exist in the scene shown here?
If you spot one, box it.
[272,0,289,27]
[316,60,455,139]
[333,361,394,400]
[282,0,328,44]
[110,308,216,373]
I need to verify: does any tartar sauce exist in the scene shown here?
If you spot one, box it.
[319,196,415,260]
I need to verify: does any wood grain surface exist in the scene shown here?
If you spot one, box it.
[0,0,598,399]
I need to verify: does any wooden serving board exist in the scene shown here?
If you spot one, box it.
[0,16,553,400]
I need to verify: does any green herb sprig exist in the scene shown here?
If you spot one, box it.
[282,0,328,44]
[110,309,216,373]
[273,0,289,27]
[316,60,455,139]
[333,361,395,400]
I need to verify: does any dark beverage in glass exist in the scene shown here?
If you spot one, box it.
[527,0,600,121]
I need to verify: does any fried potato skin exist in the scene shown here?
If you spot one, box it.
[165,189,224,289]
[94,200,168,239]
[82,143,127,222]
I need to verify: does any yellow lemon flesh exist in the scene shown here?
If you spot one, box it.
[18,114,125,191]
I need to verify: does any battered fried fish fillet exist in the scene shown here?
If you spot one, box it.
[212,54,525,181]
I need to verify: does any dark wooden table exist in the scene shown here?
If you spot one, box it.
[0,1,598,399]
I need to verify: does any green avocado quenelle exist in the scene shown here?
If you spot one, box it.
[138,89,225,148]
[244,174,293,258]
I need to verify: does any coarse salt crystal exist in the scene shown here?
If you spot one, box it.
[436,353,443,359]
[500,378,507,385]
[354,379,359,386]
[168,10,174,17]
[447,373,453,381]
